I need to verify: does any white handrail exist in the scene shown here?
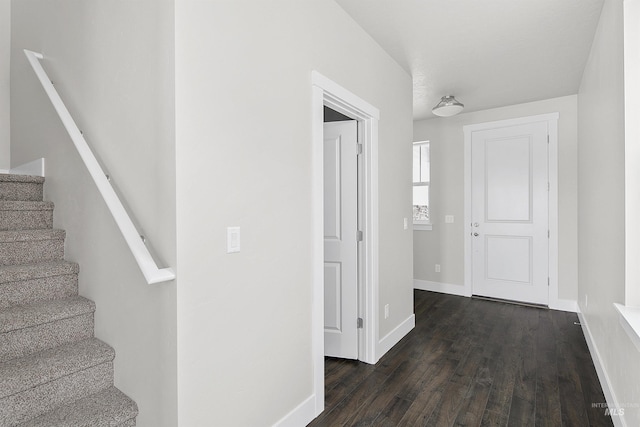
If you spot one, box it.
[23,49,176,285]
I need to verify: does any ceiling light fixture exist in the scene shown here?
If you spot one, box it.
[432,95,464,117]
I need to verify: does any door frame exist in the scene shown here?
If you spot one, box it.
[463,113,561,308]
[311,71,380,415]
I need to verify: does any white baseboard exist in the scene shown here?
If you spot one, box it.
[272,394,316,427]
[376,313,415,361]
[9,158,45,177]
[0,168,9,174]
[578,310,626,427]
[414,279,471,297]
[415,279,577,313]
[549,297,578,313]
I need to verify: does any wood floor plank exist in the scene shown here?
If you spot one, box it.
[312,371,389,426]
[371,396,413,427]
[346,358,428,425]
[557,338,591,426]
[534,313,562,427]
[454,378,492,427]
[307,291,614,427]
[396,358,459,426]
[425,379,474,426]
[324,361,377,409]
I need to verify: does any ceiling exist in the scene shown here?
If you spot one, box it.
[334,0,605,120]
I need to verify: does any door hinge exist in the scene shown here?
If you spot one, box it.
[548,230,550,238]
[548,277,550,286]
[356,143,363,155]
[547,134,550,143]
[357,318,364,328]
[356,230,363,242]
[548,182,550,191]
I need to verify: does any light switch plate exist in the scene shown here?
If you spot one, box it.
[445,215,454,223]
[227,227,241,253]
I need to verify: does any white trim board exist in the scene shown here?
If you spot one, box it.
[8,158,45,177]
[377,314,415,358]
[271,395,316,427]
[578,311,627,427]
[311,70,380,419]
[414,279,471,297]
[415,279,577,313]
[464,113,560,307]
[549,298,578,313]
[614,303,640,353]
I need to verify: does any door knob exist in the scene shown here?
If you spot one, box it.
[473,232,479,237]
[473,222,479,227]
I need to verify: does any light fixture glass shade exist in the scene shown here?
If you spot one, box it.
[432,95,464,117]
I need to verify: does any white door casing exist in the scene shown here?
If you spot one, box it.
[324,120,359,359]
[312,71,380,418]
[470,121,549,305]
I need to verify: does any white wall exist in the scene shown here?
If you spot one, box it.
[624,0,640,307]
[0,0,9,170]
[413,95,579,302]
[578,0,640,424]
[175,0,413,425]
[10,2,177,426]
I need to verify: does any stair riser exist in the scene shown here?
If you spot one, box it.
[0,182,43,202]
[0,239,65,266]
[0,209,53,230]
[0,361,113,425]
[0,314,94,362]
[0,274,78,308]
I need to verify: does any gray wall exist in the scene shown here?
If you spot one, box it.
[10,1,177,426]
[578,0,640,423]
[0,0,9,170]
[413,95,579,302]
[175,0,413,424]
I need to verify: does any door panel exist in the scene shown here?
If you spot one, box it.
[324,120,358,359]
[471,121,549,305]
[324,263,342,331]
[485,137,532,222]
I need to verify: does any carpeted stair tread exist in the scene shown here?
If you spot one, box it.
[0,174,45,184]
[0,229,65,243]
[0,338,114,399]
[18,386,138,427]
[0,201,54,211]
[0,297,95,333]
[0,229,66,265]
[0,175,44,202]
[0,201,54,231]
[0,261,79,284]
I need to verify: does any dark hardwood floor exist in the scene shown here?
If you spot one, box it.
[308,290,613,427]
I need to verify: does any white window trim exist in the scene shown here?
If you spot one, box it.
[413,141,431,230]
[414,223,433,231]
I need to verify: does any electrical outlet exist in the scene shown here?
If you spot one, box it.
[435,264,441,273]
[403,218,408,230]
[585,294,588,309]
[445,215,454,223]
[384,304,389,319]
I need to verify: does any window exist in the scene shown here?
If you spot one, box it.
[413,141,431,230]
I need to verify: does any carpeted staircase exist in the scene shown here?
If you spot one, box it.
[0,173,138,426]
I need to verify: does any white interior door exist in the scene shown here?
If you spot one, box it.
[324,120,358,359]
[471,121,549,305]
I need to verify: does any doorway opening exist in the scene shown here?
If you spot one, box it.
[311,71,380,416]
